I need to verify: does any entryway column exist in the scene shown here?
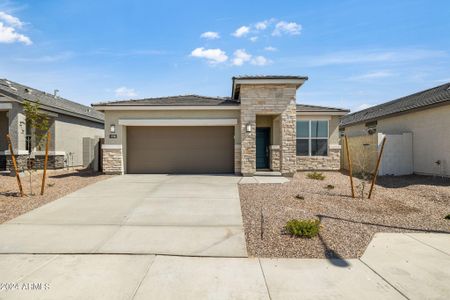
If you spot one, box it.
[280,100,297,176]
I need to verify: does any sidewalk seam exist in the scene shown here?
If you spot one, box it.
[258,258,272,300]
[358,258,410,300]
[130,255,157,300]
[404,233,450,257]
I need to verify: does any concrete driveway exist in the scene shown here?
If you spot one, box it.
[0,175,247,257]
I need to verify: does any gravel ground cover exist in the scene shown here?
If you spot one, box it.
[239,171,450,258]
[0,168,113,224]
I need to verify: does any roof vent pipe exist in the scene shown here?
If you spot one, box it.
[53,89,59,98]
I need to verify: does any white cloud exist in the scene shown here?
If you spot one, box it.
[232,25,250,38]
[264,46,277,52]
[0,11,23,28]
[200,31,220,39]
[249,36,258,42]
[349,71,395,81]
[251,56,271,66]
[353,103,375,112]
[302,49,446,67]
[190,47,228,64]
[255,20,268,30]
[0,21,31,45]
[15,51,74,63]
[115,86,137,98]
[232,49,252,66]
[272,21,301,36]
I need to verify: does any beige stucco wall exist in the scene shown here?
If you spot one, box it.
[54,114,104,167]
[4,102,26,152]
[103,109,240,174]
[343,104,450,176]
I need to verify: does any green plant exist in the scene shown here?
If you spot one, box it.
[325,184,335,190]
[285,219,320,238]
[295,194,305,200]
[306,172,325,180]
[445,214,450,220]
[23,101,51,195]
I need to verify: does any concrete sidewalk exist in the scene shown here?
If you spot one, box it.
[0,175,247,257]
[0,233,448,299]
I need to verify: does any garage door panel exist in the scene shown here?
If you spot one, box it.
[127,126,234,174]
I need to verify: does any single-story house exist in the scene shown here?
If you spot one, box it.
[340,82,450,177]
[93,76,349,176]
[0,79,104,171]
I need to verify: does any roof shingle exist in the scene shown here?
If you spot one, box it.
[0,79,104,122]
[296,104,349,113]
[92,95,238,106]
[340,82,450,127]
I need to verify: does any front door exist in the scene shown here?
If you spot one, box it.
[256,127,270,169]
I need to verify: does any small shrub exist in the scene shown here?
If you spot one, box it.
[285,219,320,238]
[307,172,325,180]
[445,214,450,220]
[325,184,335,190]
[47,183,55,187]
[295,194,305,200]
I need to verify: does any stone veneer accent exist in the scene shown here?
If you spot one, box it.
[34,155,65,169]
[234,145,241,174]
[102,148,123,174]
[296,146,341,171]
[269,145,280,171]
[240,84,298,176]
[1,155,65,171]
[2,155,28,171]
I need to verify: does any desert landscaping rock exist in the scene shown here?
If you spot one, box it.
[239,171,450,258]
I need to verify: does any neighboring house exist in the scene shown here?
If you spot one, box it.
[0,79,104,171]
[93,76,349,176]
[340,82,450,177]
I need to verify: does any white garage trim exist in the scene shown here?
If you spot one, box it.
[118,118,238,126]
[102,144,122,149]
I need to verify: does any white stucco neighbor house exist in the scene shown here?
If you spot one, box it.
[340,82,450,177]
[93,75,349,176]
[0,79,104,171]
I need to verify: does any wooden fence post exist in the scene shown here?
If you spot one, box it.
[40,132,51,196]
[344,135,355,198]
[6,134,24,197]
[368,136,387,199]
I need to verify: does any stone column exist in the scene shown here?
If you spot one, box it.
[280,100,297,176]
[240,106,256,176]
[102,145,123,175]
[269,145,281,171]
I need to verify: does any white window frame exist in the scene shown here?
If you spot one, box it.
[296,120,329,156]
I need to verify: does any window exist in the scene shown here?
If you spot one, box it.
[25,122,32,153]
[296,120,329,156]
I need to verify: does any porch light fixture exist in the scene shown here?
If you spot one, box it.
[246,123,252,132]
[110,124,116,133]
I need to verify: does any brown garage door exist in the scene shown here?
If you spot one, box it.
[126,126,234,174]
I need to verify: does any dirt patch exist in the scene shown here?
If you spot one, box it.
[239,171,450,259]
[0,168,113,224]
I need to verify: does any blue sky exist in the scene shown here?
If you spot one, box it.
[0,0,449,111]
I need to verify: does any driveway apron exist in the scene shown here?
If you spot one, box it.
[0,174,247,257]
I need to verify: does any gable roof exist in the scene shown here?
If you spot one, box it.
[296,104,349,113]
[233,75,309,80]
[340,82,450,127]
[92,95,239,107]
[0,79,104,123]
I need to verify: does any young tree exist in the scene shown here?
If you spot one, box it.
[23,101,50,195]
